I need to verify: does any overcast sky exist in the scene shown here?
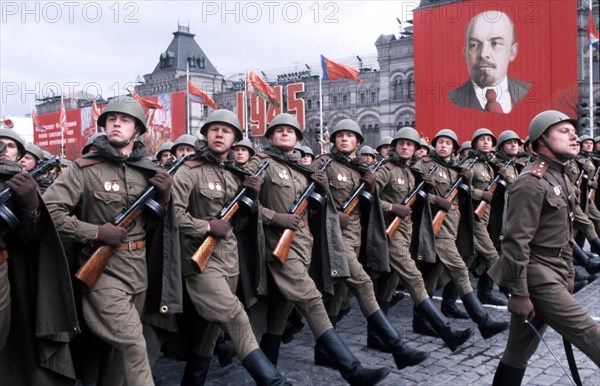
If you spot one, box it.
[0,0,416,116]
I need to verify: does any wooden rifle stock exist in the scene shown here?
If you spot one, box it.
[432,157,477,236]
[190,161,269,272]
[75,155,190,289]
[272,159,332,264]
[474,159,513,221]
[386,164,437,239]
[588,166,600,201]
[341,158,386,215]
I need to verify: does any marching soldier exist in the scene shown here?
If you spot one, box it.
[172,134,200,159]
[156,141,175,168]
[490,110,600,384]
[18,143,43,172]
[247,113,391,385]
[172,109,289,385]
[315,119,429,371]
[359,145,377,166]
[232,137,255,168]
[82,132,105,155]
[413,129,509,340]
[375,127,473,352]
[376,136,393,159]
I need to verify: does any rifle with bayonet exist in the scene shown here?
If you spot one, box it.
[0,156,60,231]
[272,159,332,264]
[190,161,269,272]
[75,155,189,289]
[340,158,386,215]
[432,157,477,236]
[386,164,437,239]
[588,164,600,201]
[473,159,513,221]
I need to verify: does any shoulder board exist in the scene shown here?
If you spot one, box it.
[74,157,104,168]
[529,159,549,179]
[255,152,271,159]
[184,160,205,169]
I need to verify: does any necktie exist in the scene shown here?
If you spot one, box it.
[485,89,504,113]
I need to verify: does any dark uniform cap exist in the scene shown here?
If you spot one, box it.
[233,138,256,156]
[0,128,26,158]
[376,136,393,152]
[432,129,459,150]
[82,133,106,155]
[171,135,199,154]
[359,145,377,156]
[472,128,497,146]
[97,96,147,134]
[392,127,421,147]
[528,110,578,143]
[497,130,522,146]
[266,113,303,141]
[330,119,363,144]
[200,109,243,141]
[458,141,472,153]
[25,143,44,161]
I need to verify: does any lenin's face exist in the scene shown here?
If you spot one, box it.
[464,11,518,88]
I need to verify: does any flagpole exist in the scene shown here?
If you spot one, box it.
[60,95,65,158]
[245,70,249,138]
[319,74,324,154]
[589,2,594,137]
[187,63,191,135]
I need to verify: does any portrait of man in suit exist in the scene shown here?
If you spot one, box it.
[448,10,531,113]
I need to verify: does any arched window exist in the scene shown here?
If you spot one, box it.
[393,79,404,101]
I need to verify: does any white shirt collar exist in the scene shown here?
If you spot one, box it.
[472,76,512,113]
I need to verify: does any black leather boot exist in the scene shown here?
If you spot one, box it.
[573,243,600,274]
[281,308,305,344]
[416,298,474,352]
[367,301,392,352]
[180,355,212,386]
[412,304,440,337]
[317,329,391,386]
[241,349,289,386]
[492,361,526,386]
[260,333,282,366]
[441,283,469,319]
[314,315,337,368]
[477,273,507,306]
[462,292,509,339]
[367,310,430,369]
[213,334,235,367]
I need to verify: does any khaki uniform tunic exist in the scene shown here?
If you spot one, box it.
[247,155,332,338]
[44,160,153,386]
[377,163,429,304]
[489,155,600,368]
[470,157,499,267]
[172,161,258,360]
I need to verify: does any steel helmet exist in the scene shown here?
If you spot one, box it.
[82,133,106,155]
[392,127,421,147]
[156,141,174,158]
[24,143,44,161]
[233,138,256,156]
[200,109,242,141]
[171,135,199,154]
[471,128,497,146]
[265,113,303,141]
[529,110,578,143]
[432,129,459,150]
[42,150,52,161]
[458,141,472,153]
[376,136,393,152]
[0,128,26,158]
[594,136,600,143]
[579,134,594,144]
[302,146,315,158]
[497,130,522,147]
[359,145,377,156]
[97,96,147,134]
[330,119,364,144]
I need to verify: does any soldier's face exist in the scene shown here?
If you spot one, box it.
[361,154,375,165]
[159,151,173,165]
[299,154,313,165]
[175,144,195,159]
[335,131,359,156]
[582,140,594,153]
[270,126,297,151]
[104,113,138,147]
[395,139,416,160]
[0,138,20,161]
[435,137,454,159]
[19,153,37,171]
[379,145,391,158]
[501,139,519,156]
[541,122,578,160]
[233,146,251,165]
[206,124,236,157]
[464,11,518,88]
[475,135,494,153]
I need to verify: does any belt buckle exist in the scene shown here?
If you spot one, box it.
[128,241,134,252]
[558,248,564,258]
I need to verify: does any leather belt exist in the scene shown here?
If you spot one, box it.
[530,245,565,258]
[450,204,460,211]
[299,219,308,228]
[118,240,146,251]
[350,213,361,221]
[0,249,8,262]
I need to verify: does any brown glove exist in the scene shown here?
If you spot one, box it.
[481,191,494,203]
[360,171,376,194]
[498,168,508,179]
[271,213,300,230]
[149,171,172,205]
[96,224,127,247]
[459,168,473,185]
[311,171,329,195]
[507,295,535,323]
[207,219,230,239]
[6,173,39,213]
[242,176,261,200]
[434,195,451,211]
[338,211,350,229]
[421,174,436,192]
[390,204,411,218]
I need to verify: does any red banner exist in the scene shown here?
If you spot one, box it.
[413,0,578,142]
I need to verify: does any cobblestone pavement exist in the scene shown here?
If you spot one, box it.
[152,278,600,386]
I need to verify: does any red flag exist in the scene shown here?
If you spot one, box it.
[132,90,164,110]
[59,97,67,134]
[321,55,362,83]
[188,80,218,109]
[32,109,45,131]
[588,12,599,49]
[247,70,280,107]
[92,97,101,121]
